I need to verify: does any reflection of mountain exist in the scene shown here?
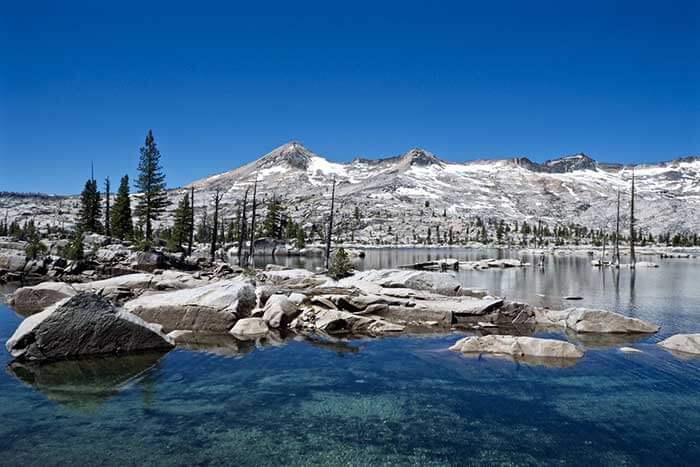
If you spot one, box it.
[7,351,167,413]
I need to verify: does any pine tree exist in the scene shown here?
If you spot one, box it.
[111,175,134,240]
[170,193,193,252]
[79,178,102,233]
[263,195,284,239]
[295,226,306,249]
[104,177,111,237]
[25,221,47,260]
[210,189,223,262]
[135,130,168,247]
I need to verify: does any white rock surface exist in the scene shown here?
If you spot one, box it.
[348,269,463,296]
[230,317,269,338]
[535,307,659,333]
[450,335,583,359]
[658,334,700,355]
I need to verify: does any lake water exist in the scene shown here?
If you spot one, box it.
[1,249,699,465]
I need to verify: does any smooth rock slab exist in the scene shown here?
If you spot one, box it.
[349,269,463,296]
[450,335,583,359]
[658,334,700,355]
[123,280,256,332]
[5,293,173,362]
[9,282,77,314]
[535,307,659,333]
[262,295,299,328]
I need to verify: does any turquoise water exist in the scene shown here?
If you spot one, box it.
[1,252,699,466]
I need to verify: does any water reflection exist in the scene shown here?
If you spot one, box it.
[7,351,167,412]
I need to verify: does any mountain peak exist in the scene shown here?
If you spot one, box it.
[399,148,443,167]
[257,141,315,170]
[540,153,598,173]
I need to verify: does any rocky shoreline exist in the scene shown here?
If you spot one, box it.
[4,264,699,369]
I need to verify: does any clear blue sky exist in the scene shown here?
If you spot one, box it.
[1,0,698,194]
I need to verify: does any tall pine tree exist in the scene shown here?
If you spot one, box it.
[79,178,102,233]
[104,177,111,237]
[169,192,193,252]
[111,175,134,240]
[135,130,168,247]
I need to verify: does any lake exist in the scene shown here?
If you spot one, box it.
[1,248,699,465]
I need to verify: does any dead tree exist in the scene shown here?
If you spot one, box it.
[614,190,621,267]
[324,176,336,270]
[188,187,195,256]
[248,174,259,268]
[630,169,636,268]
[210,189,224,262]
[237,188,249,266]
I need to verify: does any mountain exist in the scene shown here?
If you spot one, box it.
[2,142,699,241]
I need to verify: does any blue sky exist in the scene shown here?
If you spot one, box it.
[1,0,698,194]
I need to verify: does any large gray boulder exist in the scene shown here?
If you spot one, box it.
[123,280,256,332]
[5,293,173,362]
[658,334,700,355]
[262,295,300,328]
[313,309,405,335]
[129,251,167,272]
[9,282,77,314]
[230,317,269,339]
[535,308,659,334]
[348,269,463,296]
[0,247,27,272]
[450,335,583,359]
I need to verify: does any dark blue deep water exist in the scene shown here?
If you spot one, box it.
[1,249,699,466]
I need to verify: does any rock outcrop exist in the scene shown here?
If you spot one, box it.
[5,293,173,362]
[262,294,300,328]
[348,269,463,296]
[658,334,700,355]
[123,279,256,332]
[230,317,269,338]
[450,335,583,359]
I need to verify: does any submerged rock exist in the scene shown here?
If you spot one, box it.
[658,334,700,355]
[9,282,77,314]
[123,279,256,332]
[534,307,659,334]
[5,293,173,362]
[450,335,583,359]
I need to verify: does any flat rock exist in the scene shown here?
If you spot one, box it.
[262,294,300,328]
[450,335,583,359]
[123,280,256,332]
[0,248,27,272]
[314,308,404,335]
[658,334,700,355]
[9,282,77,314]
[535,307,659,334]
[5,293,173,362]
[348,269,463,296]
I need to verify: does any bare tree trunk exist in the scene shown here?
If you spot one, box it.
[248,174,258,268]
[630,169,636,268]
[238,188,249,266]
[188,187,195,256]
[325,176,336,270]
[210,189,223,262]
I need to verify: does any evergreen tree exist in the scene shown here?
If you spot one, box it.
[263,196,284,239]
[25,222,47,260]
[79,178,102,232]
[169,193,193,252]
[63,227,85,260]
[295,225,306,249]
[328,247,352,279]
[104,177,111,237]
[135,130,168,247]
[111,175,134,240]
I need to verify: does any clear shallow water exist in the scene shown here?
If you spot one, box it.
[1,249,699,466]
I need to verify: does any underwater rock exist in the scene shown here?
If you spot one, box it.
[450,335,583,359]
[123,279,256,332]
[6,293,173,362]
[658,334,700,355]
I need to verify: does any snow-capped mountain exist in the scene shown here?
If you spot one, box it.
[2,141,698,240]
